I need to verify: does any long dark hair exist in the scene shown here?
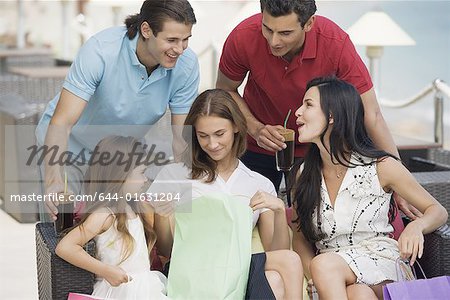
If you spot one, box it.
[293,77,397,243]
[125,0,196,39]
[182,89,247,183]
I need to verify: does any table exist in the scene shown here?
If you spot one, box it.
[394,134,443,171]
[393,134,441,151]
[8,66,69,79]
[3,66,69,103]
[0,48,53,72]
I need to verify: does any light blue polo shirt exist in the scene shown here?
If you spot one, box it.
[36,26,199,153]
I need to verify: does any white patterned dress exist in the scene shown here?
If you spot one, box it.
[92,215,168,299]
[313,154,400,285]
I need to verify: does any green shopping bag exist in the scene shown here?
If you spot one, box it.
[167,193,253,299]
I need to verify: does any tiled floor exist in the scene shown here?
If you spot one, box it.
[0,201,38,299]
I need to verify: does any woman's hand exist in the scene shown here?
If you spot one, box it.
[249,191,284,212]
[102,265,130,287]
[397,220,425,265]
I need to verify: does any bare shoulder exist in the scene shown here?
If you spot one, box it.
[376,156,406,171]
[83,207,115,234]
[376,156,410,186]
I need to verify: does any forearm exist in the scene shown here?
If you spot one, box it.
[360,88,399,157]
[42,89,87,189]
[292,234,315,280]
[227,91,264,139]
[154,214,174,257]
[171,114,187,161]
[270,210,290,250]
[43,119,72,188]
[171,132,186,162]
[365,113,399,157]
[409,204,448,235]
[56,244,107,277]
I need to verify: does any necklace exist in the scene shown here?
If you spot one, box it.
[336,167,346,179]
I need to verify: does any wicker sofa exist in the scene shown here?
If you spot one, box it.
[35,150,450,299]
[35,223,95,300]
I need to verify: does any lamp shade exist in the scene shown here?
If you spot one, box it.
[347,11,415,46]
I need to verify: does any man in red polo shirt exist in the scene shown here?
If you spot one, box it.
[216,0,420,218]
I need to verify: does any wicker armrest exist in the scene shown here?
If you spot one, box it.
[413,171,450,277]
[428,148,450,166]
[419,225,450,277]
[35,222,96,300]
[413,171,450,224]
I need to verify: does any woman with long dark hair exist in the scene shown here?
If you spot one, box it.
[291,77,447,299]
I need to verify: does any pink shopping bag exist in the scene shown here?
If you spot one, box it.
[67,292,104,300]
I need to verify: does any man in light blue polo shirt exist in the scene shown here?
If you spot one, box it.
[36,0,199,220]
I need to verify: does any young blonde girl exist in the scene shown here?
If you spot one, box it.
[56,136,167,299]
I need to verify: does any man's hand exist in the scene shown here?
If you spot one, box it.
[45,181,67,221]
[251,124,287,152]
[394,192,423,220]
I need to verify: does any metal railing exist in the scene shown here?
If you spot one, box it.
[379,79,450,145]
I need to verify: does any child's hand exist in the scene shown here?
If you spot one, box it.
[249,191,285,212]
[102,265,130,287]
[397,220,425,265]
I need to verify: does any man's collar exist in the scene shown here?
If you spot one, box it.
[300,24,317,60]
[128,33,142,66]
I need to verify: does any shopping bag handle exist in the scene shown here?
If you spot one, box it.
[395,257,426,281]
[103,274,132,299]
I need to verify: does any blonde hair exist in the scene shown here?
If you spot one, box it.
[78,136,156,263]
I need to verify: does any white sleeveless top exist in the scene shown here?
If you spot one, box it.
[92,213,168,299]
[312,154,400,285]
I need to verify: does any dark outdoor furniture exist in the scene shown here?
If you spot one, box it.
[420,225,450,278]
[414,171,450,277]
[35,222,95,300]
[34,152,450,298]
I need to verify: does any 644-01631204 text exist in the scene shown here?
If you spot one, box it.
[126,192,181,202]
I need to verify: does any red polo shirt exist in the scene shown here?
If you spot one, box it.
[219,14,372,157]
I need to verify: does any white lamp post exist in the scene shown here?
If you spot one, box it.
[16,0,25,49]
[61,0,71,59]
[347,11,415,95]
